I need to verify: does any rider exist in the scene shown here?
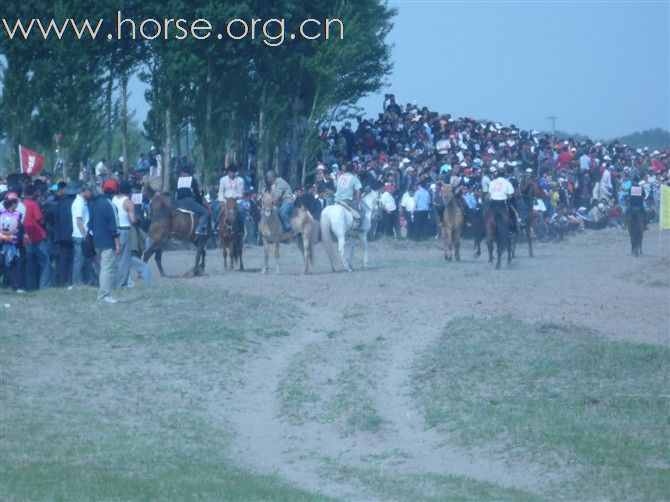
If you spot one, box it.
[266,170,293,233]
[488,166,515,226]
[218,164,246,234]
[175,164,209,235]
[626,174,647,230]
[334,162,363,227]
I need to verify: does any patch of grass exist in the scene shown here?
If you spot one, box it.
[0,284,320,500]
[619,256,670,288]
[411,316,670,499]
[320,458,537,501]
[278,338,386,434]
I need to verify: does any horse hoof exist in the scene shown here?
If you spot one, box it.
[260,269,267,275]
[495,264,501,270]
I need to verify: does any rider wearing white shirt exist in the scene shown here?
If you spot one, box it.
[488,167,515,226]
[218,164,246,233]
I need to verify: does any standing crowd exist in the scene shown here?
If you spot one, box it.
[2,94,668,297]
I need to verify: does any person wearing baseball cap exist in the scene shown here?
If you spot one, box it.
[91,177,121,303]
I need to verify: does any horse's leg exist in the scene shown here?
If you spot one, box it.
[348,236,356,270]
[238,239,244,271]
[526,220,534,257]
[362,235,369,269]
[275,242,281,272]
[155,249,165,277]
[486,238,494,264]
[261,241,269,274]
[143,243,155,263]
[201,246,206,273]
[338,235,350,272]
[302,234,310,274]
[223,246,228,271]
[455,228,461,262]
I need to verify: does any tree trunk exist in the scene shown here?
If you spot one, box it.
[256,83,267,187]
[105,64,114,166]
[162,103,172,193]
[301,86,319,186]
[288,82,302,188]
[204,62,213,173]
[121,71,129,177]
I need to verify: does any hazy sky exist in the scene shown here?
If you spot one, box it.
[130,0,670,140]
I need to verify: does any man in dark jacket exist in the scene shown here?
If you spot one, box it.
[175,164,209,235]
[52,181,76,286]
[90,179,121,303]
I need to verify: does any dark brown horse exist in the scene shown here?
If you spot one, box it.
[484,202,512,270]
[143,189,210,276]
[628,207,645,257]
[218,197,244,271]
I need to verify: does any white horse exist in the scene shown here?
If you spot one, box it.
[320,190,380,272]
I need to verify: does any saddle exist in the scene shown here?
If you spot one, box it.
[174,208,196,236]
[338,201,362,220]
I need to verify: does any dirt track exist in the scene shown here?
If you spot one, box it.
[147,225,668,496]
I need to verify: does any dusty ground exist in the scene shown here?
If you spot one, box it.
[152,224,669,496]
[2,224,668,499]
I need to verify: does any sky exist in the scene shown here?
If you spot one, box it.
[129,0,670,140]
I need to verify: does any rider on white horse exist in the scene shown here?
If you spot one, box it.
[334,163,363,228]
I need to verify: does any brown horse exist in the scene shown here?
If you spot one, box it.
[484,201,512,270]
[218,197,244,271]
[143,189,210,276]
[440,185,464,261]
[628,207,645,257]
[258,192,317,274]
[518,177,546,258]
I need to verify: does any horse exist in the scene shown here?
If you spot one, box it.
[440,185,464,261]
[628,208,645,257]
[218,197,244,271]
[142,189,210,277]
[258,192,317,274]
[320,190,380,272]
[484,201,512,270]
[518,178,546,257]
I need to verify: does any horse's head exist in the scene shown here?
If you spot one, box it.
[260,192,275,218]
[362,190,380,219]
[441,184,456,204]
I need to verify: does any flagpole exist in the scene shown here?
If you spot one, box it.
[18,144,22,173]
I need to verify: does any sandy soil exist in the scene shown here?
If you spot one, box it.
[141,224,668,497]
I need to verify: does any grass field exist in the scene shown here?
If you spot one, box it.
[0,286,319,501]
[1,262,668,499]
[411,317,670,500]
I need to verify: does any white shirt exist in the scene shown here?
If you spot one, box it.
[95,161,107,176]
[71,194,89,238]
[489,177,515,201]
[112,195,131,228]
[218,175,245,201]
[400,192,416,212]
[380,191,396,212]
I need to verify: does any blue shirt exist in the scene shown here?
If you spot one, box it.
[413,186,431,211]
[90,195,119,250]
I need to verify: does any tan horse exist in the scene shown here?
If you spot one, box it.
[440,184,464,261]
[258,192,317,274]
[218,197,244,271]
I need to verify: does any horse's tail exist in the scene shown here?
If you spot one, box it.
[320,211,339,271]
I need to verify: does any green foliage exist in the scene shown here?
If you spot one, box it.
[612,128,670,150]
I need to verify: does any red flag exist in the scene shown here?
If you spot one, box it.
[19,145,45,176]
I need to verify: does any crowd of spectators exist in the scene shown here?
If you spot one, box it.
[1,94,667,294]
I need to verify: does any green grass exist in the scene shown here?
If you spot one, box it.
[411,316,670,500]
[320,458,538,501]
[278,337,386,434]
[0,285,320,500]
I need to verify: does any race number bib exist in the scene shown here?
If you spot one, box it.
[630,186,642,196]
[131,193,143,205]
[177,176,192,189]
[338,175,350,188]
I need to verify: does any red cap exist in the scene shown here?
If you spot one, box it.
[102,179,118,193]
